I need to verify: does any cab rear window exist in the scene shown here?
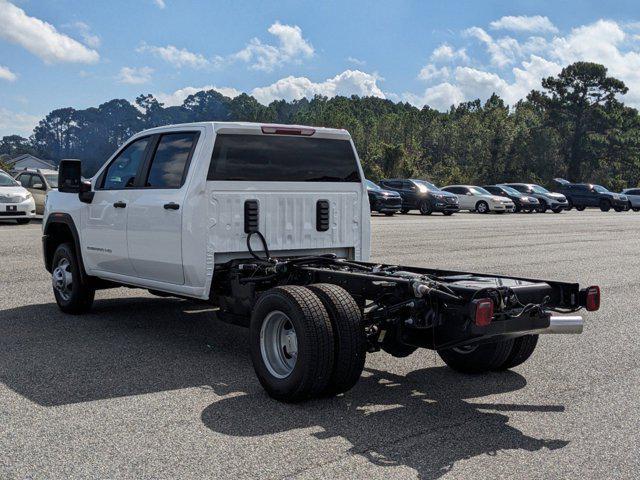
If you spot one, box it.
[207,134,361,182]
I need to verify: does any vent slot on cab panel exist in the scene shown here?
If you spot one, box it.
[316,200,330,232]
[244,199,259,233]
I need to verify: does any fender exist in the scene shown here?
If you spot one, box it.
[42,212,87,281]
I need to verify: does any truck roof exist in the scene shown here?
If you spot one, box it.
[136,121,352,139]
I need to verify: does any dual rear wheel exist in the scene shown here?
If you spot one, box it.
[250,284,366,402]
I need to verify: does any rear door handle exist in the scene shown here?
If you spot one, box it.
[163,202,180,210]
[113,201,127,208]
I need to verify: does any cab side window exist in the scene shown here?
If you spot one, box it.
[102,137,150,190]
[145,132,197,188]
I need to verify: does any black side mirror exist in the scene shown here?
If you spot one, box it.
[79,180,94,204]
[58,159,82,193]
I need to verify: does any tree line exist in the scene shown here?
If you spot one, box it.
[2,61,639,190]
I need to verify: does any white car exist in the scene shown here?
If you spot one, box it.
[441,185,515,213]
[621,188,640,212]
[0,170,36,224]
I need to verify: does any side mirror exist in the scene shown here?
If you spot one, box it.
[58,159,82,193]
[16,180,22,186]
[79,180,94,204]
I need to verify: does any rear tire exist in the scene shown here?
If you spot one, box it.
[633,208,640,212]
[250,286,334,402]
[599,200,611,212]
[384,212,394,216]
[16,218,31,225]
[51,243,95,314]
[443,211,454,216]
[307,284,366,396]
[576,205,586,211]
[438,339,514,373]
[536,201,548,213]
[400,208,410,214]
[551,207,564,213]
[497,335,539,370]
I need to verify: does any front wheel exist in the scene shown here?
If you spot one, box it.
[633,208,640,212]
[51,243,95,314]
[443,211,454,216]
[419,200,433,215]
[536,202,548,213]
[400,208,410,214]
[576,205,586,211]
[599,200,611,212]
[551,207,564,213]
[438,339,514,373]
[475,201,489,214]
[250,286,335,402]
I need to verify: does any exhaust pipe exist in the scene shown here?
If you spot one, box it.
[537,315,584,334]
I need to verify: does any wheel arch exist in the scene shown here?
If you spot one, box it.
[43,214,87,281]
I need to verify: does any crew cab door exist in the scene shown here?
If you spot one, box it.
[83,136,152,276]
[126,131,200,285]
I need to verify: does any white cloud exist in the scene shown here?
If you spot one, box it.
[138,43,209,69]
[0,0,99,64]
[227,22,314,71]
[153,0,166,9]
[72,21,100,48]
[155,85,242,106]
[431,43,468,63]
[117,66,153,85]
[0,108,40,137]
[404,83,465,111]
[490,15,558,34]
[0,65,17,81]
[464,27,523,67]
[418,64,449,82]
[250,70,384,104]
[347,56,366,66]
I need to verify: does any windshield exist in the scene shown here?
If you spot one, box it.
[413,180,440,192]
[592,185,609,193]
[470,186,491,195]
[44,174,58,187]
[500,185,522,196]
[365,179,381,191]
[0,172,18,187]
[531,185,550,194]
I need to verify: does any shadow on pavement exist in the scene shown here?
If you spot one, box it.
[0,297,568,478]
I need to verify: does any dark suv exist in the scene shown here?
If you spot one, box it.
[379,178,459,215]
[483,185,539,213]
[365,180,402,215]
[553,179,629,212]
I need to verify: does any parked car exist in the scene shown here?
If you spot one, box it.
[482,185,539,213]
[440,185,515,213]
[500,183,568,213]
[379,179,459,215]
[14,168,58,215]
[0,170,36,224]
[621,188,640,212]
[365,180,401,215]
[553,179,629,212]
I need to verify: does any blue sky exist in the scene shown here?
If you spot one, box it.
[2,0,640,136]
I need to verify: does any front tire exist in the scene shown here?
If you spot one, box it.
[599,200,611,212]
[419,200,433,215]
[250,286,334,402]
[551,207,564,213]
[438,339,514,373]
[536,201,548,213]
[51,243,95,314]
[400,208,410,214]
[307,284,366,396]
[475,201,489,214]
[443,211,454,216]
[576,205,586,211]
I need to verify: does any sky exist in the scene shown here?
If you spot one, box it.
[1,0,640,137]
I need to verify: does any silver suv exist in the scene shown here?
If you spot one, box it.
[500,183,568,213]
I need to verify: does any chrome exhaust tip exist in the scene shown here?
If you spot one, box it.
[538,315,584,334]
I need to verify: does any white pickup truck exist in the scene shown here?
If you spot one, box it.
[43,122,600,402]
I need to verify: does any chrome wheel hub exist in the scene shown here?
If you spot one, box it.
[52,258,73,301]
[260,311,298,378]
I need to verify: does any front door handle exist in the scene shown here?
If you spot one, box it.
[113,201,127,208]
[163,202,180,210]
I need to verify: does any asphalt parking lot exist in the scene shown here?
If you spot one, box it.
[1,210,638,479]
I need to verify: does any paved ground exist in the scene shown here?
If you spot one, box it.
[1,211,638,479]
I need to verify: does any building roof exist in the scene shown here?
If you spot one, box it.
[6,154,56,169]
